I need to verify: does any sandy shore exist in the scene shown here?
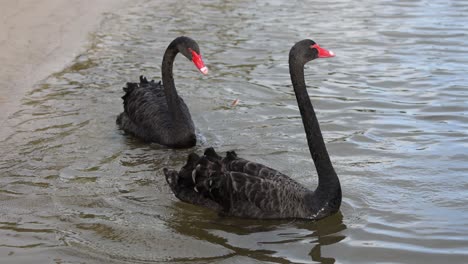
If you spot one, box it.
[0,0,127,140]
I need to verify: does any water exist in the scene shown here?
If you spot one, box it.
[1,0,468,263]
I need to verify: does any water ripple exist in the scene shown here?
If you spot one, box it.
[1,0,467,263]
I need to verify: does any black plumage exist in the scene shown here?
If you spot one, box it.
[165,39,341,220]
[117,36,207,148]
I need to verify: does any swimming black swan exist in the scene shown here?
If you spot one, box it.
[164,39,341,219]
[116,36,208,148]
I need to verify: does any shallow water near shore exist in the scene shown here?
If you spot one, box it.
[1,0,468,263]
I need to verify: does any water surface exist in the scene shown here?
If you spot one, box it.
[1,0,468,263]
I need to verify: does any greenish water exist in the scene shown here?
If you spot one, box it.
[1,0,468,263]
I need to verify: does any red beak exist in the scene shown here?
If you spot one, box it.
[311,44,335,58]
[190,50,208,75]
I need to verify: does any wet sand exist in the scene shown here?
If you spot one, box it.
[0,0,127,140]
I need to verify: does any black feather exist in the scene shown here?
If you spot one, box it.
[117,37,205,148]
[164,39,342,220]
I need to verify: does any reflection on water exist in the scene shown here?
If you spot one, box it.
[167,206,346,263]
[1,0,468,263]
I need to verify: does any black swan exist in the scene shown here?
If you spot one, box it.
[116,36,208,148]
[164,39,341,219]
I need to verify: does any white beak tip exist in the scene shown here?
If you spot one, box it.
[200,66,208,75]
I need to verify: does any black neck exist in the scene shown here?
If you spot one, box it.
[161,41,183,118]
[289,56,340,192]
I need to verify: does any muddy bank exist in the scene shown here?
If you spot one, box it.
[0,0,128,140]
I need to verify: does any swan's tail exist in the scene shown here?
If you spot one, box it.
[165,151,221,193]
[164,151,223,211]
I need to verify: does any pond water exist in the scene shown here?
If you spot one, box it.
[1,0,468,263]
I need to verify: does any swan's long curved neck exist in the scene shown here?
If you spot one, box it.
[161,42,183,118]
[289,57,340,194]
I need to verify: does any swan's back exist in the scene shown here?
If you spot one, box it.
[165,148,315,219]
[213,149,308,192]
[117,76,195,147]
